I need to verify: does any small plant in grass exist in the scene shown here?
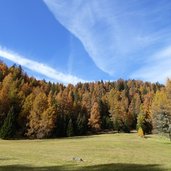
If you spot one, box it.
[138,127,144,137]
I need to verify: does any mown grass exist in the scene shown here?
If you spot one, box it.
[0,133,170,171]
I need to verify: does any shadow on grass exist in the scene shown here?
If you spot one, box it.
[0,158,13,161]
[0,163,166,171]
[144,135,152,139]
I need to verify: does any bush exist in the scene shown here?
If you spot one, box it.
[138,127,144,137]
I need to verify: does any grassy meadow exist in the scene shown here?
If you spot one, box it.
[0,133,171,171]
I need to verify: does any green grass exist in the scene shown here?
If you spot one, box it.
[0,133,171,171]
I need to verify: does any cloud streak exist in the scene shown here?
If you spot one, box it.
[131,45,171,83]
[43,0,171,82]
[0,46,86,84]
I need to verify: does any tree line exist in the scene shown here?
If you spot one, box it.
[0,61,170,139]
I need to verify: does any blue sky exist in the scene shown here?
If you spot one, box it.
[0,0,171,84]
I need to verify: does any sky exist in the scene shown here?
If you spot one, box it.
[0,0,171,84]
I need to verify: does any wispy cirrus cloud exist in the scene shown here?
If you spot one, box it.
[131,46,171,83]
[0,46,86,84]
[43,0,171,82]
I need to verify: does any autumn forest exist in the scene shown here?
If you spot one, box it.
[0,61,171,140]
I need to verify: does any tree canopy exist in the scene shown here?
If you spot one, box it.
[0,61,170,139]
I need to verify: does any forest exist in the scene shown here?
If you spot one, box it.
[0,61,170,139]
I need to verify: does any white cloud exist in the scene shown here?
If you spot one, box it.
[43,0,123,75]
[0,46,86,84]
[131,46,171,83]
[43,0,171,78]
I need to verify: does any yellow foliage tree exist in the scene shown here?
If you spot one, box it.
[138,127,144,137]
[88,102,101,131]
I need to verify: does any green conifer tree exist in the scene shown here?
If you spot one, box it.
[67,119,74,137]
[76,112,88,135]
[0,106,16,139]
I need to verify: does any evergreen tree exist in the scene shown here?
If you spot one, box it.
[76,112,88,135]
[151,90,170,135]
[0,107,16,139]
[128,93,141,128]
[67,119,74,137]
